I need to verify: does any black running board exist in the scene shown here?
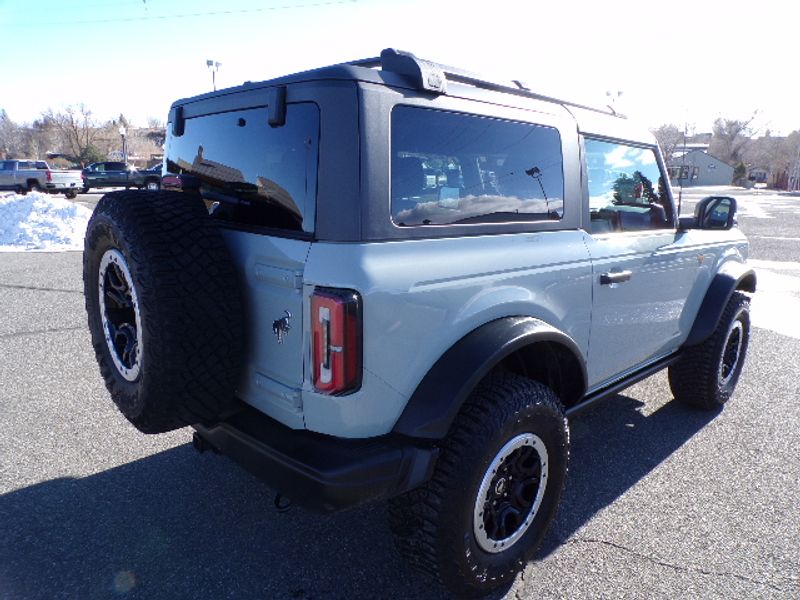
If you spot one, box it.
[566,353,681,419]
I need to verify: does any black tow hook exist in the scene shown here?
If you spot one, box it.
[274,493,292,513]
[192,432,219,454]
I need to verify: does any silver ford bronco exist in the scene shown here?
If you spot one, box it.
[83,49,756,598]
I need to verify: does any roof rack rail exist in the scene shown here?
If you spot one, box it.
[347,48,618,118]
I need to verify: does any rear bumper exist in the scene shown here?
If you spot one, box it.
[193,404,439,513]
[46,182,82,191]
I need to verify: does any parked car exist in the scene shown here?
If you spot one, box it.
[160,171,197,191]
[82,48,756,598]
[0,159,84,198]
[81,161,161,192]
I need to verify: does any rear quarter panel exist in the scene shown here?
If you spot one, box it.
[302,231,593,437]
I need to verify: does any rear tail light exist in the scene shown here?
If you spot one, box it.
[311,288,362,395]
[46,170,52,182]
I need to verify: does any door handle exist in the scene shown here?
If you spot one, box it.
[600,270,632,285]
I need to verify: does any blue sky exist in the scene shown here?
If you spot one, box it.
[1,0,797,134]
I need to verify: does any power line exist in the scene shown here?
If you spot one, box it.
[9,0,358,27]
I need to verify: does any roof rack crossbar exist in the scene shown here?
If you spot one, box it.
[347,48,617,118]
[444,71,615,117]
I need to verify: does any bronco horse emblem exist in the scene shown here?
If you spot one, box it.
[272,310,292,344]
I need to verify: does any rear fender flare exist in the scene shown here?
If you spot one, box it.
[392,316,587,439]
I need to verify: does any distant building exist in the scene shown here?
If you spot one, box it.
[667,149,733,186]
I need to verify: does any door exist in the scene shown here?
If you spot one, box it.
[88,163,108,186]
[0,160,15,188]
[584,138,700,389]
[104,162,129,186]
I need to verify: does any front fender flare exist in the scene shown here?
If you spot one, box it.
[684,262,756,347]
[392,317,586,440]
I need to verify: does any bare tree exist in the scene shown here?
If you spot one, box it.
[742,130,800,187]
[0,109,21,158]
[42,104,105,165]
[709,113,759,166]
[651,124,684,166]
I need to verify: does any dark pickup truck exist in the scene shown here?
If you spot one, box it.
[81,162,161,192]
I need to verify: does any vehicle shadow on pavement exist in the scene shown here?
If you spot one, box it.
[0,394,716,600]
[0,444,446,600]
[540,392,719,556]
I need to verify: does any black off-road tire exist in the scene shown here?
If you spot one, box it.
[388,372,569,598]
[669,291,750,410]
[83,190,244,434]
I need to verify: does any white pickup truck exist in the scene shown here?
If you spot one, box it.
[0,159,84,199]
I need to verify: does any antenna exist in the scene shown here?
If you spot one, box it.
[678,118,687,217]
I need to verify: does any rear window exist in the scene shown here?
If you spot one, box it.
[166,103,319,234]
[391,106,564,226]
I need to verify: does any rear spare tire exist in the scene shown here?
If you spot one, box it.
[83,190,244,433]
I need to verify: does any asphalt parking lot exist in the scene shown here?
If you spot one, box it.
[1,187,798,599]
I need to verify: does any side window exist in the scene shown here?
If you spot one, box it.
[585,139,673,234]
[94,164,105,172]
[391,106,564,226]
[165,103,319,233]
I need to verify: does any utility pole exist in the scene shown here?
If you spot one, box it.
[119,125,127,164]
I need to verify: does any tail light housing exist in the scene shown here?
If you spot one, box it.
[46,170,52,182]
[311,288,362,395]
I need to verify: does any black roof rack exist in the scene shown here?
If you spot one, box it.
[348,48,618,118]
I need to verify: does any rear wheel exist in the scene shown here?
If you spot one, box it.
[389,372,569,598]
[65,190,77,199]
[28,181,41,193]
[83,190,244,433]
[669,291,750,410]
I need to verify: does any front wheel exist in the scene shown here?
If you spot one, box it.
[669,291,751,410]
[388,372,569,598]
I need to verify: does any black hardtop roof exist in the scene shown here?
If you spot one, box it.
[170,48,621,119]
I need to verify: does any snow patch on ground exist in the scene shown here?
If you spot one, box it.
[748,259,800,339]
[0,192,92,252]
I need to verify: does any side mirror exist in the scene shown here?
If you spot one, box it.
[683,195,737,230]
